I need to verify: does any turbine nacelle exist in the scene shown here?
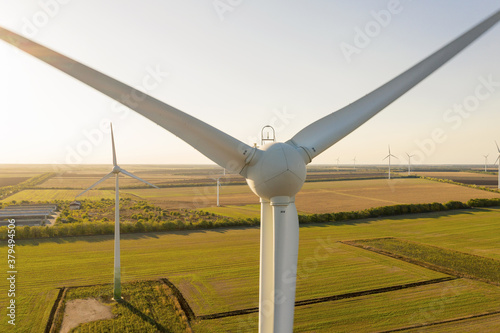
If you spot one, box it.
[246,142,307,200]
[112,165,121,174]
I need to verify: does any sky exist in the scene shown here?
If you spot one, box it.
[0,0,500,167]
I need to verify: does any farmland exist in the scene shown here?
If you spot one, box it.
[416,171,499,188]
[2,207,500,332]
[4,177,500,217]
[2,164,500,331]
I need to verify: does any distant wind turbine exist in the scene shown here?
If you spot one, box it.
[495,141,500,189]
[383,146,398,180]
[3,8,500,330]
[336,157,340,171]
[406,153,415,176]
[76,124,159,300]
[352,157,357,171]
[211,169,225,207]
[483,154,489,172]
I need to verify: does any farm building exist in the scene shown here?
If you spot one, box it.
[69,201,82,210]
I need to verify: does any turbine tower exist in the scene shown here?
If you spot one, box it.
[406,153,415,176]
[383,146,398,180]
[76,124,158,300]
[483,154,489,172]
[495,141,500,189]
[2,9,500,331]
[212,168,225,207]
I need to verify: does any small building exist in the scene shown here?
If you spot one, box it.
[69,201,82,210]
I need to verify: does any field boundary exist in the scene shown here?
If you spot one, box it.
[159,278,196,322]
[45,287,67,333]
[418,175,500,194]
[197,277,457,320]
[378,310,500,333]
[342,238,500,286]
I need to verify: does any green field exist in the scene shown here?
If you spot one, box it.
[2,207,500,332]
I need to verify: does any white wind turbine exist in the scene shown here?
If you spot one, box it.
[495,141,500,189]
[336,157,340,171]
[483,154,489,172]
[76,124,159,300]
[2,9,500,332]
[213,168,225,207]
[352,157,357,171]
[406,153,415,176]
[383,146,398,180]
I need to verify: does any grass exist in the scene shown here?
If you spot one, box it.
[193,279,500,332]
[59,281,190,332]
[2,207,500,331]
[199,204,261,219]
[349,238,500,285]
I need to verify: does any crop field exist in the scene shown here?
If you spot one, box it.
[0,164,54,187]
[2,207,500,332]
[0,189,118,202]
[416,171,499,188]
[5,177,500,218]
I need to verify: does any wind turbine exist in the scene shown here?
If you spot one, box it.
[406,153,415,176]
[336,157,340,171]
[76,124,159,300]
[483,154,489,172]
[383,146,398,180]
[495,141,500,189]
[2,9,500,332]
[352,157,357,171]
[212,169,225,207]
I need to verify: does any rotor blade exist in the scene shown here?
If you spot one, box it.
[111,123,117,167]
[495,155,500,165]
[120,169,159,188]
[287,10,500,161]
[496,141,500,153]
[390,154,398,159]
[0,27,255,174]
[76,172,114,197]
[383,155,389,161]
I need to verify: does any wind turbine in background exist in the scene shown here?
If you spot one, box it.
[406,153,415,176]
[495,141,500,189]
[483,154,489,172]
[2,9,500,332]
[352,157,357,171]
[383,146,398,180]
[76,124,159,301]
[212,168,225,207]
[336,157,340,171]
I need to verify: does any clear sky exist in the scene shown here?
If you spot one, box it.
[0,0,499,167]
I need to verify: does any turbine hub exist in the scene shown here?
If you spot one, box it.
[246,142,306,200]
[112,165,121,174]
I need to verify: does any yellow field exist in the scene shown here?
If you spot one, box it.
[6,177,500,219]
